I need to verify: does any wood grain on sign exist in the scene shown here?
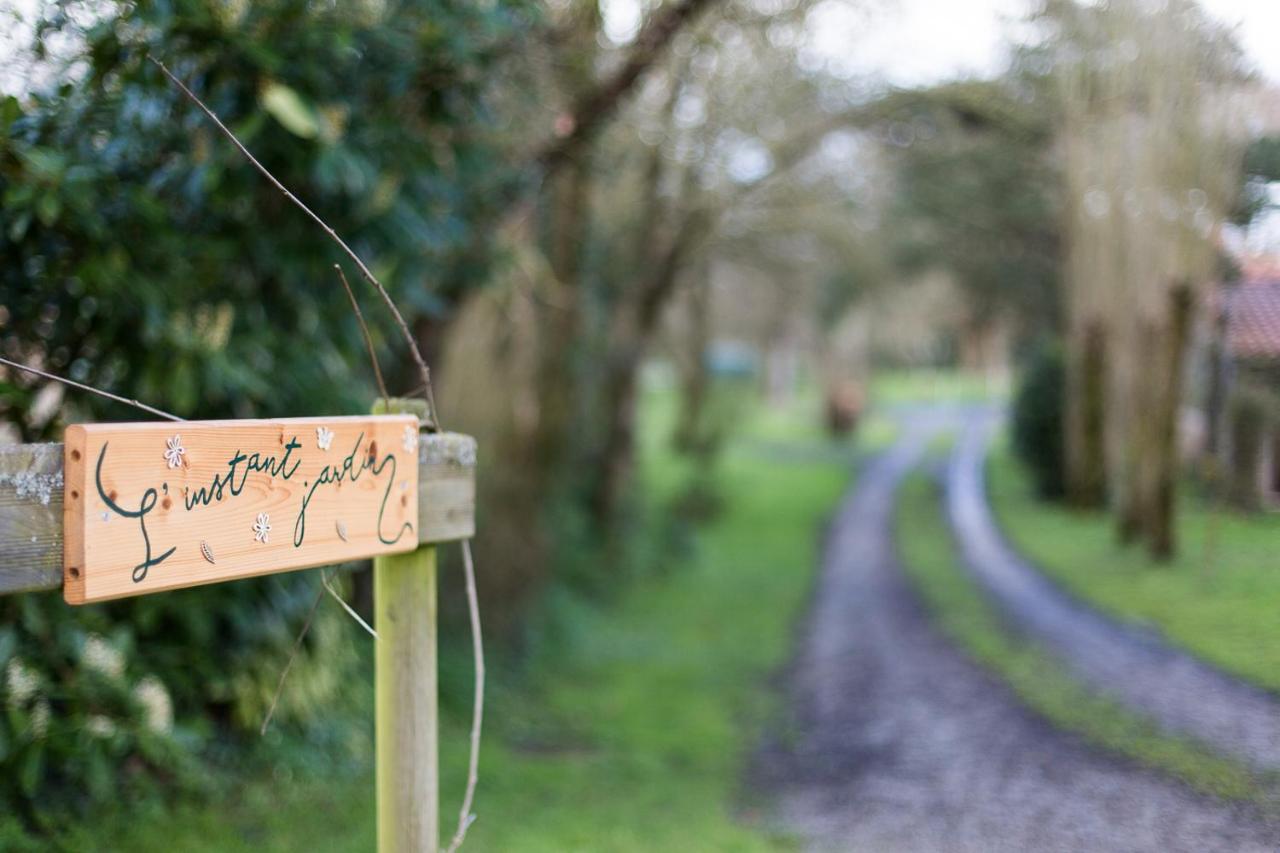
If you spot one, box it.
[63,416,421,604]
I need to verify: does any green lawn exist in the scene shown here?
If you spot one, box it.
[70,392,849,851]
[895,468,1263,801]
[871,369,1008,405]
[987,444,1280,695]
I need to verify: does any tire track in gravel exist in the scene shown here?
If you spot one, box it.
[948,409,1280,771]
[757,407,1280,852]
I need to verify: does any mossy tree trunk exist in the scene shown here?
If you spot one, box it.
[1226,386,1269,511]
[1065,318,1109,509]
[1144,283,1194,560]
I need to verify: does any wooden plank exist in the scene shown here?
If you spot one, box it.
[64,416,421,604]
[0,431,476,598]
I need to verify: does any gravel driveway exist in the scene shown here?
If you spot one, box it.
[758,409,1280,852]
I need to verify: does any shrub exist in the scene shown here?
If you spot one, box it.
[1011,344,1065,500]
[0,574,362,833]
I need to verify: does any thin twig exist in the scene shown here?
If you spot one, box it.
[322,568,378,640]
[0,356,184,422]
[155,56,483,844]
[336,264,390,403]
[261,579,327,736]
[150,56,440,427]
[446,538,485,853]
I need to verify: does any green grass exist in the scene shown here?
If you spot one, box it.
[871,369,1008,405]
[895,466,1265,802]
[74,392,849,851]
[987,444,1280,695]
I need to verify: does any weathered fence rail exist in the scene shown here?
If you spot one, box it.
[0,431,477,596]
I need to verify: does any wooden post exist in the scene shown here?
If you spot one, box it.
[374,398,438,853]
[376,541,438,852]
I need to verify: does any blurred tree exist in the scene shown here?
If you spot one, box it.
[877,77,1062,351]
[1045,0,1249,557]
[583,3,878,533]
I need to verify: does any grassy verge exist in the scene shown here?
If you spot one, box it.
[987,444,1280,695]
[871,369,1008,405]
[895,466,1264,801]
[73,394,848,851]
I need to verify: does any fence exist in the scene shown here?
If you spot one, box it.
[0,402,475,853]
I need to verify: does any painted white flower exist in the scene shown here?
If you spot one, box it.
[163,434,186,469]
[403,425,418,454]
[253,512,272,544]
[133,676,173,734]
[316,426,335,451]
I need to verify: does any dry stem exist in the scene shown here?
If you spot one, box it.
[0,356,183,422]
[336,264,390,403]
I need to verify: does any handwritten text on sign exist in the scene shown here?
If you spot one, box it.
[62,416,420,604]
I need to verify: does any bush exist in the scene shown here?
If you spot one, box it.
[0,573,362,833]
[1,0,524,832]
[1011,344,1065,500]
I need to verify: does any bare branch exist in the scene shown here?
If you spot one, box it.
[535,0,723,174]
[0,356,184,422]
[336,264,390,403]
[445,538,486,853]
[150,57,439,429]
[322,568,378,639]
[261,580,326,736]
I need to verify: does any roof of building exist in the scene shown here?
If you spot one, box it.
[1221,279,1280,361]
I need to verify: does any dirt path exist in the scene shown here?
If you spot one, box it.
[948,410,1280,770]
[758,410,1280,852]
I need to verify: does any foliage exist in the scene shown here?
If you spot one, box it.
[1232,135,1280,226]
[1011,344,1066,499]
[0,0,530,826]
[2,0,530,437]
[0,571,367,829]
[0,607,201,833]
[896,469,1263,801]
[989,442,1280,695]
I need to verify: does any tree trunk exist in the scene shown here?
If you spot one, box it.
[1226,387,1267,512]
[1116,318,1157,545]
[590,334,643,532]
[530,156,593,490]
[1204,286,1231,460]
[1065,318,1108,508]
[588,198,707,531]
[674,272,712,455]
[1145,283,1193,560]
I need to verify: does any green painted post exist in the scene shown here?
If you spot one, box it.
[373,399,437,853]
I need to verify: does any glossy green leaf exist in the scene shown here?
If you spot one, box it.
[259,81,320,139]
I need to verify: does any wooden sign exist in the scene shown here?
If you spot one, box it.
[62,416,421,604]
